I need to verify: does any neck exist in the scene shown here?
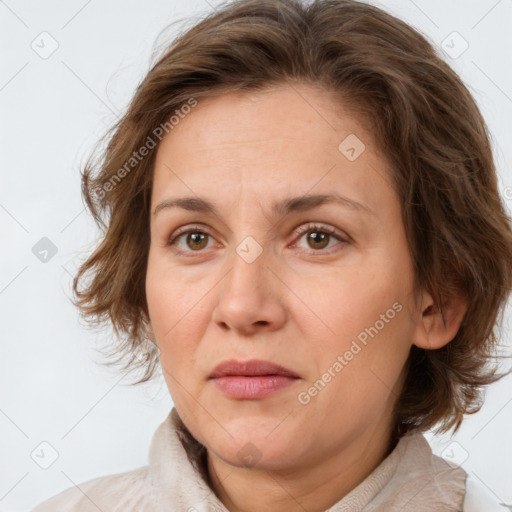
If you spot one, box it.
[206,421,398,512]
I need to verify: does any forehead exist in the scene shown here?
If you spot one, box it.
[156,84,368,157]
[151,84,394,213]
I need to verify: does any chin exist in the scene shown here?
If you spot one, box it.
[206,421,303,471]
[213,440,299,471]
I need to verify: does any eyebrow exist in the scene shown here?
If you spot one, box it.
[153,193,374,219]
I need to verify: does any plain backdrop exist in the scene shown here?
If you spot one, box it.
[1,0,511,510]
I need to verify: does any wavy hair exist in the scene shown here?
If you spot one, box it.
[72,0,512,436]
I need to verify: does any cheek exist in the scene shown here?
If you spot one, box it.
[146,252,203,337]
[145,259,198,375]
[295,261,414,386]
[299,305,412,436]
[293,265,399,342]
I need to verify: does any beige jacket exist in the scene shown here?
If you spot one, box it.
[31,408,507,511]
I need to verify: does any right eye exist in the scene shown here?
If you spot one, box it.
[167,225,218,255]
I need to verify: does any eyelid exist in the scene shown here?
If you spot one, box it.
[290,222,349,244]
[169,223,213,241]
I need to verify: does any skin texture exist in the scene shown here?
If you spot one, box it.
[145,83,467,512]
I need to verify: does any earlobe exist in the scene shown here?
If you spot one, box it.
[412,290,468,350]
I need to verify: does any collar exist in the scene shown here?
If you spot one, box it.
[148,408,466,511]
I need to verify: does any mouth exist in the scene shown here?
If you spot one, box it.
[209,359,300,400]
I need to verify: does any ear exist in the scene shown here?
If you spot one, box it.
[412,289,468,350]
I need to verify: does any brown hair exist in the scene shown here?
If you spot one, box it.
[72,0,512,436]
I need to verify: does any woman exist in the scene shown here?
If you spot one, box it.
[32,0,512,510]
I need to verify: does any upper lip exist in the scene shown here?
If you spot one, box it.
[209,359,300,379]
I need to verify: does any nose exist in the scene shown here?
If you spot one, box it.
[211,241,287,336]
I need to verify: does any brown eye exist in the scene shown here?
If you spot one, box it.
[168,226,216,255]
[167,222,348,257]
[185,232,209,250]
[305,230,331,250]
[292,223,348,254]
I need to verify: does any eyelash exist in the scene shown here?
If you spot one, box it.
[167,222,349,257]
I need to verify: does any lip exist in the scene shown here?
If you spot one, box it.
[209,359,299,378]
[209,359,300,400]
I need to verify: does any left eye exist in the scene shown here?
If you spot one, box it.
[292,224,346,252]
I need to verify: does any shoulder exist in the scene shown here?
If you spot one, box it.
[462,473,510,512]
[403,432,510,511]
[30,465,155,512]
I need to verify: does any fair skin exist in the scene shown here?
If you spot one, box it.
[145,83,467,512]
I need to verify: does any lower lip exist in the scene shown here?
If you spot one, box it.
[211,375,299,399]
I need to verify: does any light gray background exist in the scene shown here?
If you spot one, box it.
[1,0,511,510]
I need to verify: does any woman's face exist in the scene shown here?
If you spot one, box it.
[146,83,425,470]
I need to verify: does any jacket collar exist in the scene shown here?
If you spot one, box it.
[148,408,466,511]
